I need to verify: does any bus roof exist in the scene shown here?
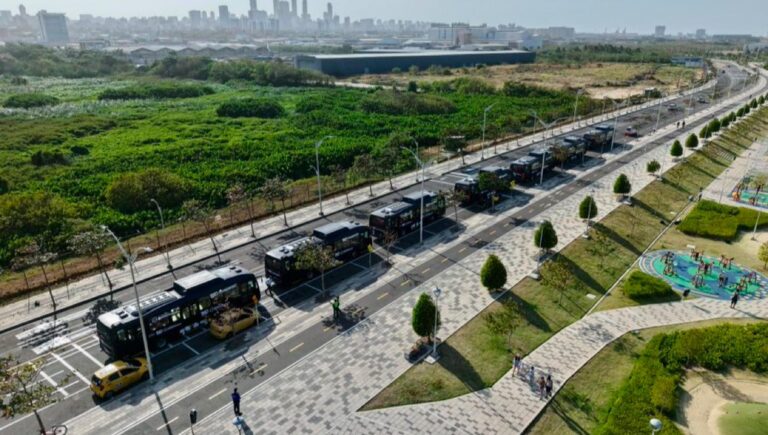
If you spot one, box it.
[313,221,366,242]
[173,266,253,294]
[371,201,414,218]
[265,236,313,261]
[402,190,438,205]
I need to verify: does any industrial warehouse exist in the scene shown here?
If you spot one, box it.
[295,49,536,76]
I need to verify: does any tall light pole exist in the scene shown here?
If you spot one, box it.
[149,198,174,278]
[572,89,583,126]
[431,286,442,358]
[102,226,154,380]
[411,137,420,182]
[314,135,334,216]
[481,103,496,160]
[653,92,665,133]
[583,189,595,238]
[403,146,426,245]
[752,208,763,240]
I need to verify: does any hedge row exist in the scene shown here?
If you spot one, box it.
[621,271,677,301]
[98,83,214,100]
[596,323,768,435]
[678,200,768,241]
[3,93,59,108]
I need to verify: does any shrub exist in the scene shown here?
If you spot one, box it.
[621,271,676,300]
[3,93,59,108]
[31,149,68,166]
[0,177,8,195]
[360,91,457,115]
[579,195,598,220]
[684,134,698,149]
[98,83,214,100]
[105,168,191,214]
[216,98,285,118]
[646,160,661,174]
[670,140,683,157]
[678,200,768,241]
[534,220,558,250]
[613,173,631,196]
[480,254,507,292]
[650,374,678,414]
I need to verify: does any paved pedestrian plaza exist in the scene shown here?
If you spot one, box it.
[640,250,768,300]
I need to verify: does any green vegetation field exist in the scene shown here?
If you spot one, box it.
[719,402,768,435]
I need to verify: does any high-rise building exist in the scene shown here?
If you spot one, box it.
[19,4,27,17]
[219,5,230,21]
[250,0,258,11]
[37,11,69,44]
[189,10,202,25]
[302,0,308,19]
[654,25,666,37]
[273,0,279,16]
[291,0,297,16]
[696,28,707,39]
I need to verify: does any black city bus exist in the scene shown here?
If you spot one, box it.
[369,191,446,240]
[96,266,260,360]
[264,221,371,288]
[454,165,512,206]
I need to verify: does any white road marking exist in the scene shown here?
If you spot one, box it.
[40,370,69,398]
[377,292,389,301]
[155,416,178,431]
[289,342,304,353]
[51,352,90,384]
[71,342,104,368]
[208,388,227,401]
[183,342,200,356]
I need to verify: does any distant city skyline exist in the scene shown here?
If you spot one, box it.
[11,0,768,35]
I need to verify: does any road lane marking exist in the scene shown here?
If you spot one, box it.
[489,230,497,235]
[51,352,90,384]
[422,268,431,274]
[156,416,178,431]
[250,363,268,375]
[40,370,69,398]
[208,388,227,401]
[441,257,449,263]
[323,325,333,332]
[458,247,467,253]
[289,342,304,353]
[400,280,411,287]
[183,342,201,356]
[377,292,389,300]
[71,342,104,368]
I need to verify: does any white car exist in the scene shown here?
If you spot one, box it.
[624,127,638,137]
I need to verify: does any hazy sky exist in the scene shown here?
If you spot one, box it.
[15,0,768,35]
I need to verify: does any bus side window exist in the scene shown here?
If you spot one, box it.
[170,308,181,323]
[117,329,127,342]
[181,306,190,321]
[188,303,198,318]
[198,298,211,311]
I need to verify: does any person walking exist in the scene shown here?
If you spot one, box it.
[545,374,554,398]
[512,355,521,375]
[331,296,341,321]
[730,291,739,309]
[528,366,536,386]
[231,388,241,416]
[537,376,546,399]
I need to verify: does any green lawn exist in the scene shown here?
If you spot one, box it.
[362,109,768,410]
[719,402,768,435]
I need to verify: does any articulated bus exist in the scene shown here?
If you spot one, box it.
[96,266,260,360]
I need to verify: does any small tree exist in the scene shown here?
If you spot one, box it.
[613,173,632,200]
[447,189,468,227]
[480,254,507,292]
[670,140,683,158]
[646,160,661,176]
[69,230,114,293]
[551,144,570,169]
[759,95,765,105]
[700,125,710,139]
[261,176,290,226]
[541,256,581,305]
[443,134,468,165]
[407,81,418,93]
[483,298,521,350]
[684,135,697,149]
[382,230,398,265]
[759,242,768,269]
[15,242,58,321]
[534,220,558,252]
[294,243,341,294]
[477,172,507,211]
[411,293,440,343]
[225,183,248,230]
[1,354,68,434]
[579,195,598,222]
[585,229,617,268]
[353,154,376,197]
[182,199,222,264]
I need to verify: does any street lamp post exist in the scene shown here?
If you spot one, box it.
[149,199,174,278]
[482,103,496,160]
[752,208,763,241]
[653,92,665,133]
[314,135,334,216]
[573,89,582,126]
[583,189,595,238]
[102,226,154,380]
[431,286,442,358]
[402,146,426,245]
[609,100,625,153]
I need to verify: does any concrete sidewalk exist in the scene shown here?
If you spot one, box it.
[0,76,719,334]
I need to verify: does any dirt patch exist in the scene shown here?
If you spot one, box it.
[676,369,768,435]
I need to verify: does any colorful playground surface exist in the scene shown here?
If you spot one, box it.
[731,173,768,209]
[640,250,768,300]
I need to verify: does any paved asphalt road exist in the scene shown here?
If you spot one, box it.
[0,64,757,435]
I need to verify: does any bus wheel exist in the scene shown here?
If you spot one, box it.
[104,391,114,400]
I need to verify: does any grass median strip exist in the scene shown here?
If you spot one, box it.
[361,109,768,411]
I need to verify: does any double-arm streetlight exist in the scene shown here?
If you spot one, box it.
[481,103,497,159]
[149,199,175,278]
[402,146,426,245]
[102,226,154,380]
[314,135,334,216]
